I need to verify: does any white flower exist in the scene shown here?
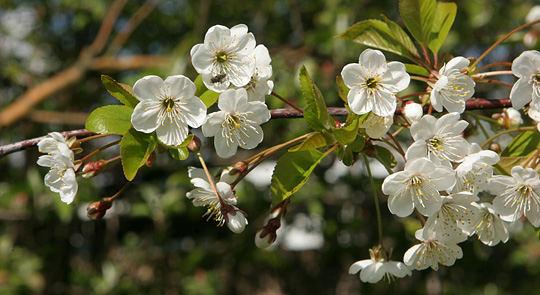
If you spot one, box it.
[130,75,207,147]
[454,148,500,195]
[382,157,456,217]
[202,88,271,158]
[241,44,274,102]
[37,152,78,204]
[341,49,410,117]
[191,24,256,92]
[406,112,470,166]
[186,167,243,228]
[361,113,393,139]
[404,228,463,270]
[402,101,423,124]
[463,202,510,246]
[37,132,71,156]
[528,105,540,132]
[423,192,479,243]
[349,248,411,283]
[488,166,540,227]
[510,50,540,110]
[430,57,475,113]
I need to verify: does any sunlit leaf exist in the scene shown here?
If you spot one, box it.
[271,149,333,204]
[428,1,457,54]
[381,15,420,58]
[336,19,412,59]
[399,0,436,47]
[405,63,431,76]
[85,105,133,135]
[101,75,139,109]
[289,132,330,152]
[200,89,220,108]
[300,66,333,131]
[120,128,157,181]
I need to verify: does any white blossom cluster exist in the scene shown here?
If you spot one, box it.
[345,48,540,283]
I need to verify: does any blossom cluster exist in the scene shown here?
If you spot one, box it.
[32,17,540,286]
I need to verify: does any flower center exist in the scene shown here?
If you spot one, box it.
[162,97,176,112]
[428,137,444,149]
[221,112,258,147]
[216,51,229,63]
[365,77,379,89]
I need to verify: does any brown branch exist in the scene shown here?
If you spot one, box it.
[90,55,171,71]
[0,0,128,128]
[0,98,515,157]
[105,0,162,56]
[0,129,96,158]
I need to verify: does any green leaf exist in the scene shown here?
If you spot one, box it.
[336,76,350,103]
[336,134,365,166]
[428,1,457,54]
[332,111,362,145]
[120,128,157,181]
[169,147,189,160]
[194,74,208,97]
[101,75,139,109]
[271,149,332,204]
[289,132,330,152]
[200,89,220,108]
[300,66,332,131]
[501,131,540,157]
[85,105,133,135]
[405,63,431,76]
[336,19,412,59]
[375,145,397,172]
[381,15,420,58]
[399,0,436,47]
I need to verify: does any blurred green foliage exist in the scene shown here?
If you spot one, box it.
[1,0,540,294]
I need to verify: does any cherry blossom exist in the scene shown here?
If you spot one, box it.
[130,75,207,147]
[341,49,410,117]
[191,24,255,92]
[430,57,475,113]
[202,88,270,158]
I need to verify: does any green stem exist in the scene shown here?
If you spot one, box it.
[363,154,384,246]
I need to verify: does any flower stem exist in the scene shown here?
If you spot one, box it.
[363,154,384,246]
[480,126,536,149]
[471,19,540,69]
[197,152,224,205]
[78,133,114,143]
[104,155,122,164]
[105,180,132,202]
[80,139,121,163]
[271,91,304,113]
[476,62,512,72]
[472,70,513,78]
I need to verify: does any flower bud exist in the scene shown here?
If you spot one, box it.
[187,135,202,153]
[86,198,112,220]
[227,211,248,234]
[145,152,156,167]
[255,228,276,249]
[402,101,423,124]
[489,143,501,154]
[82,159,107,178]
